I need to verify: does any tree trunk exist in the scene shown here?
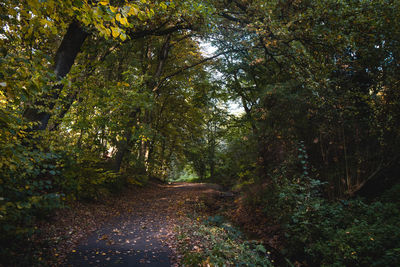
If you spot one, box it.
[24,21,88,130]
[113,109,141,172]
[113,131,132,172]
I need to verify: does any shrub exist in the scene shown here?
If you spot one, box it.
[283,198,400,266]
[0,143,64,265]
[58,153,122,201]
[245,142,400,266]
[176,215,273,266]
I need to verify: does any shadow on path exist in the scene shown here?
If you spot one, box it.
[66,182,222,266]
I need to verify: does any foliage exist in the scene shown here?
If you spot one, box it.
[285,199,400,266]
[169,164,199,182]
[211,0,400,197]
[176,216,273,266]
[205,1,400,264]
[0,137,63,264]
[245,147,400,266]
[2,0,400,265]
[56,152,121,201]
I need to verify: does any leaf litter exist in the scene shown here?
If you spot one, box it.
[33,181,228,266]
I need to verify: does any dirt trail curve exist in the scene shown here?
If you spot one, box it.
[65,182,223,266]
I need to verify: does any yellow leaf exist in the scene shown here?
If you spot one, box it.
[116,13,121,22]
[110,6,117,13]
[120,32,127,41]
[120,16,128,25]
[111,27,119,38]
[160,2,167,10]
[128,6,138,16]
[99,1,108,5]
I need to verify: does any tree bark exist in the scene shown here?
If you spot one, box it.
[24,21,88,131]
[113,109,141,172]
[113,131,133,172]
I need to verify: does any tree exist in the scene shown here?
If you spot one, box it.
[1,0,211,131]
[211,0,400,197]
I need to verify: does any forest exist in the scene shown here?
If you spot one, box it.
[1,0,400,266]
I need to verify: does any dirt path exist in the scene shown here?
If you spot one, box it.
[62,182,223,266]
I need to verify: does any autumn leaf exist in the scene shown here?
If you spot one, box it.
[111,27,119,38]
[120,16,128,25]
[128,6,139,16]
[120,32,127,41]
[109,6,117,13]
[116,13,122,22]
[160,2,167,10]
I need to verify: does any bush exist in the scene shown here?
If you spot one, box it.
[62,151,151,200]
[0,142,64,265]
[284,198,400,266]
[258,167,400,266]
[176,215,273,266]
[0,139,124,264]
[57,152,122,201]
[244,142,400,266]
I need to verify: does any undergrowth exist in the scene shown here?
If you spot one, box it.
[176,215,273,266]
[242,145,400,266]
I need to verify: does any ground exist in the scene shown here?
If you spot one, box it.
[35,182,227,266]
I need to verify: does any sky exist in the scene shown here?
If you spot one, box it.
[199,41,244,116]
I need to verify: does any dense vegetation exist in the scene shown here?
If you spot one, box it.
[1,0,400,266]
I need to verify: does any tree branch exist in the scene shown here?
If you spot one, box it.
[219,12,249,24]
[155,50,237,91]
